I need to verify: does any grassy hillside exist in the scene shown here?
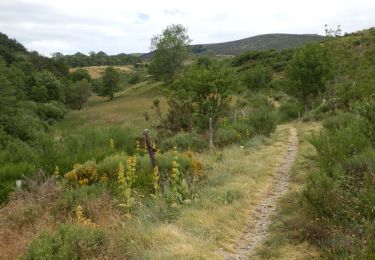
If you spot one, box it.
[141,33,323,59]
[191,33,323,55]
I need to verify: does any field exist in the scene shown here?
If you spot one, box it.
[56,81,166,131]
[69,65,135,79]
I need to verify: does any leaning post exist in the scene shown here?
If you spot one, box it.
[144,129,157,170]
[209,117,213,154]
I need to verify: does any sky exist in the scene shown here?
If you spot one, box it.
[0,0,374,56]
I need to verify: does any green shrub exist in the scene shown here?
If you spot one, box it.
[159,132,206,152]
[245,135,265,148]
[214,128,239,147]
[24,224,107,260]
[37,101,67,121]
[322,111,357,132]
[56,183,110,214]
[247,105,277,136]
[278,100,304,122]
[98,153,129,180]
[0,162,36,184]
[302,106,375,257]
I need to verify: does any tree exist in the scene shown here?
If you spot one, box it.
[65,79,91,110]
[165,59,235,130]
[287,42,329,112]
[33,70,64,102]
[70,68,92,83]
[149,24,191,84]
[100,66,120,100]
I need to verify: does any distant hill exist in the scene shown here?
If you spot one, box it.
[141,33,324,60]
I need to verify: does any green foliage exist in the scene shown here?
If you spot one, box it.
[24,224,107,260]
[99,66,120,100]
[278,99,304,122]
[159,132,206,152]
[214,128,240,147]
[242,64,272,90]
[37,101,67,122]
[54,51,141,68]
[70,68,92,82]
[246,94,277,136]
[166,59,235,130]
[149,24,191,84]
[65,79,91,110]
[32,70,65,102]
[287,42,329,111]
[302,100,375,257]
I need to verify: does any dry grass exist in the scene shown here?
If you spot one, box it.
[70,65,135,79]
[0,173,122,259]
[116,124,292,258]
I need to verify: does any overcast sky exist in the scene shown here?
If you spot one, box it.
[0,0,374,56]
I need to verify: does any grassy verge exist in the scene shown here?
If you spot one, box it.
[254,121,322,259]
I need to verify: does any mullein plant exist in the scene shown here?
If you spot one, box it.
[109,138,115,150]
[76,205,96,227]
[54,165,60,179]
[117,156,137,213]
[153,166,160,195]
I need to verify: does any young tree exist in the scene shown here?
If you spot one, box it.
[100,66,120,100]
[65,79,91,110]
[166,59,235,130]
[149,24,191,84]
[287,42,329,112]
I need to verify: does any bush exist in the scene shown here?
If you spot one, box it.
[322,111,358,132]
[214,128,240,147]
[65,161,101,186]
[37,101,67,121]
[25,224,107,259]
[159,132,206,152]
[242,64,272,90]
[278,100,304,122]
[248,105,277,136]
[302,105,375,257]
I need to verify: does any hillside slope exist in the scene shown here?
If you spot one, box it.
[141,33,323,59]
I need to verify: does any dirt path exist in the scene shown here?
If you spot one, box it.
[224,126,298,259]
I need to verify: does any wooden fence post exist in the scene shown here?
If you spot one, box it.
[234,109,237,125]
[144,129,156,170]
[209,117,213,154]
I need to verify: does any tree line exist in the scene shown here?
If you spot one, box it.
[52,51,141,68]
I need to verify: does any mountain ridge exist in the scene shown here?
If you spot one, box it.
[141,33,324,59]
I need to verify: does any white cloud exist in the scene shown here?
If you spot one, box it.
[0,0,374,56]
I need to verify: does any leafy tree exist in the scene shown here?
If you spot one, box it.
[65,79,91,110]
[287,42,329,112]
[30,85,48,102]
[70,68,92,83]
[99,66,120,100]
[149,24,191,84]
[33,70,64,102]
[166,59,235,130]
[242,64,272,90]
[0,59,17,132]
